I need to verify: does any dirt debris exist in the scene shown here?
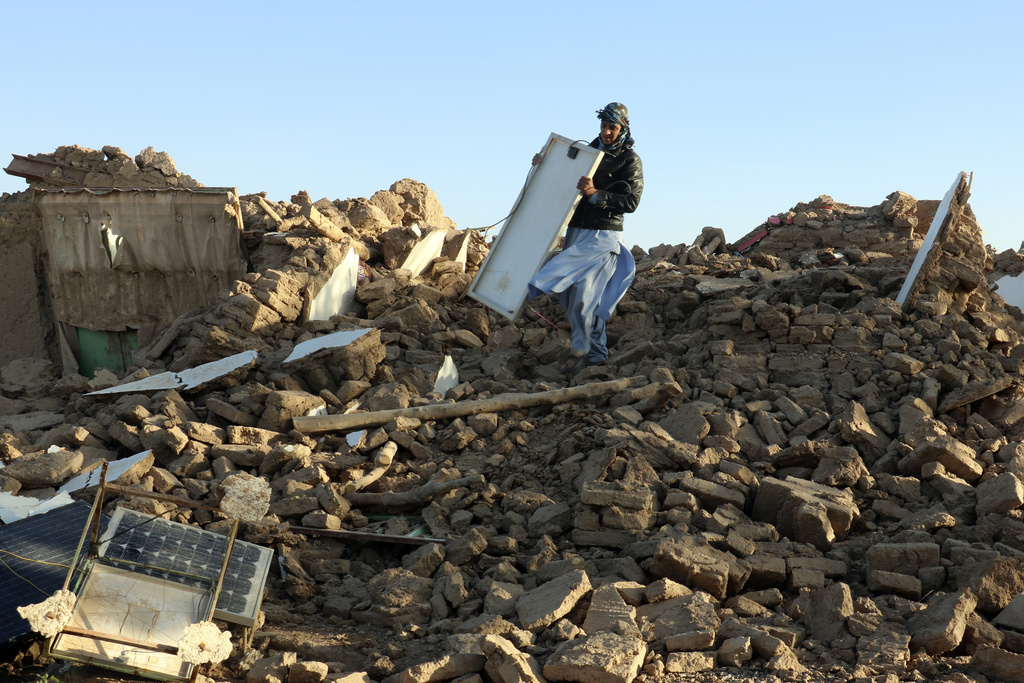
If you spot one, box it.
[2,147,1024,683]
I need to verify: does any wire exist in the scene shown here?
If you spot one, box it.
[0,548,71,569]
[463,163,537,233]
[102,505,192,544]
[462,139,592,233]
[530,307,561,330]
[0,552,54,596]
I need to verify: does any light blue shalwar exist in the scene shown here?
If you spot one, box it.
[527,226,635,363]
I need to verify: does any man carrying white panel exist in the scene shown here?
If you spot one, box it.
[528,102,645,374]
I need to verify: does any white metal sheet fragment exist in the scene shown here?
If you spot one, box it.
[87,372,181,395]
[284,328,370,364]
[896,173,965,306]
[57,450,153,495]
[177,349,258,389]
[432,355,459,397]
[401,229,448,277]
[51,563,202,679]
[309,247,360,320]
[467,132,603,319]
[87,350,257,395]
[0,491,74,523]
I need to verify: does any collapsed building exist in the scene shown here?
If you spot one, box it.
[2,145,1024,683]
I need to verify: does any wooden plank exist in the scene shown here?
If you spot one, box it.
[288,526,446,546]
[4,154,89,186]
[293,375,646,434]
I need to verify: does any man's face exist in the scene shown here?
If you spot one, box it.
[600,121,622,146]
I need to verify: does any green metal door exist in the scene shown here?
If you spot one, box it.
[76,328,139,378]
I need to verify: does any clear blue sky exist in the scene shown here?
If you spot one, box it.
[2,1,1021,253]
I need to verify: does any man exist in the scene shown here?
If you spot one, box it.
[528,102,644,374]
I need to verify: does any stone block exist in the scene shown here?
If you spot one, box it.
[993,593,1024,632]
[976,473,1024,517]
[259,390,326,432]
[674,474,746,510]
[446,528,489,566]
[288,661,329,683]
[865,542,940,575]
[644,592,721,644]
[664,630,716,652]
[797,581,853,644]
[839,400,890,461]
[481,635,545,683]
[516,569,591,631]
[907,589,978,655]
[581,584,638,637]
[745,555,788,590]
[855,628,912,675]
[970,646,1024,682]
[866,570,922,599]
[788,568,825,591]
[650,537,749,599]
[751,476,858,547]
[717,636,753,667]
[664,651,715,673]
[657,404,710,444]
[0,448,83,488]
[396,653,486,683]
[580,481,655,509]
[960,558,1024,617]
[247,653,297,683]
[909,435,984,482]
[543,633,646,683]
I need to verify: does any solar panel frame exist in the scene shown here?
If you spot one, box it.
[97,508,273,627]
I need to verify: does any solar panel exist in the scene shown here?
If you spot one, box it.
[97,508,273,627]
[0,501,102,644]
[50,563,205,680]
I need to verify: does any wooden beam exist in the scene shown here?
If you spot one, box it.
[293,375,648,434]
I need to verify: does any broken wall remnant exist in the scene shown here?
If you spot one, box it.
[34,187,246,375]
[896,172,972,308]
[0,145,211,370]
[0,194,57,368]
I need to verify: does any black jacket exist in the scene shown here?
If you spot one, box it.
[568,137,644,231]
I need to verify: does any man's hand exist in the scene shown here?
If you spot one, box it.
[577,176,596,198]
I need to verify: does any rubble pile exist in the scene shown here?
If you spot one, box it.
[3,147,1024,683]
[12,144,202,189]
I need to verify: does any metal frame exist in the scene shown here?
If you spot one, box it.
[467,133,603,320]
[46,464,241,683]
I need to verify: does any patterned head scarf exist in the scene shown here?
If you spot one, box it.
[596,102,634,151]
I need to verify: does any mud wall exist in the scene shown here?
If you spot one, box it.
[0,192,56,367]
